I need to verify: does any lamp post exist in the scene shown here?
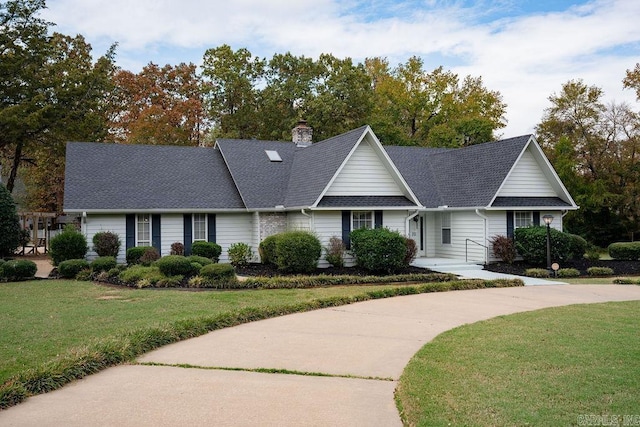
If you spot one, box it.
[543,214,554,273]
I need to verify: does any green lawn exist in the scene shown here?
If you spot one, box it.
[0,279,409,384]
[396,300,640,426]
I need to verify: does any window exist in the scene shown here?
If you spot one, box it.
[515,211,533,229]
[441,212,451,244]
[352,211,373,230]
[193,213,207,241]
[136,214,150,246]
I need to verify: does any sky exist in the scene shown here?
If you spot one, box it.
[41,0,640,138]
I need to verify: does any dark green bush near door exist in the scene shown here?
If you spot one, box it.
[350,227,407,273]
[274,231,322,274]
[191,241,222,261]
[58,259,90,279]
[514,226,583,265]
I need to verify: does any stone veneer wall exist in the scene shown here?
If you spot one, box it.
[259,212,287,239]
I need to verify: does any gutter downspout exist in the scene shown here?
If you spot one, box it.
[253,211,260,262]
[475,209,489,265]
[300,209,313,231]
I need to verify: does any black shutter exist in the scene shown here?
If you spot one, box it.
[207,214,216,243]
[342,211,351,249]
[533,211,540,226]
[151,214,161,253]
[183,214,192,255]
[374,210,383,229]
[506,211,514,238]
[419,217,424,251]
[125,214,135,250]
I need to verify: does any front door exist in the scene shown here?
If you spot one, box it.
[408,214,426,257]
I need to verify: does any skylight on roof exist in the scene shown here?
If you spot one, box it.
[265,150,282,162]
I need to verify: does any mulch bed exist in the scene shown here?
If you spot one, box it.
[484,259,640,277]
[235,264,432,277]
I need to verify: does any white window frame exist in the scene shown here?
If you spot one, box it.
[515,211,533,229]
[441,212,451,245]
[352,211,373,230]
[193,213,207,242]
[136,214,151,246]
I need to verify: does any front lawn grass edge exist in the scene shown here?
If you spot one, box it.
[0,278,522,410]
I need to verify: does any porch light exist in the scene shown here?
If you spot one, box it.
[542,215,554,273]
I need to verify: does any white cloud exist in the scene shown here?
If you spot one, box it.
[42,0,640,136]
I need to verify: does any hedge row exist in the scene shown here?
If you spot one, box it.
[0,277,523,410]
[0,259,37,281]
[608,242,640,260]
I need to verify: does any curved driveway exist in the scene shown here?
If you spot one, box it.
[2,285,640,426]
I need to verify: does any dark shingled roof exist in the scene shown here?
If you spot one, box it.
[491,197,572,208]
[386,135,532,208]
[317,196,418,208]
[64,142,244,211]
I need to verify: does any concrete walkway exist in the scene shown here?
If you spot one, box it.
[1,285,639,426]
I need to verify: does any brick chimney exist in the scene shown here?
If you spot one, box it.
[292,120,313,147]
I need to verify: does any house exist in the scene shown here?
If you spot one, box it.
[63,122,578,265]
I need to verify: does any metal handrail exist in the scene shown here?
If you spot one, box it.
[466,238,489,263]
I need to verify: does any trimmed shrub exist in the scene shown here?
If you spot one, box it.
[514,226,576,265]
[584,244,601,261]
[0,259,37,280]
[118,265,163,285]
[199,263,237,288]
[155,255,197,277]
[324,236,345,268]
[49,225,88,266]
[186,255,213,266]
[191,241,222,261]
[274,231,322,274]
[126,246,149,265]
[557,268,580,278]
[139,247,160,266]
[587,266,614,277]
[404,237,418,267]
[58,259,90,279]
[567,233,588,260]
[228,242,253,267]
[259,235,278,265]
[91,256,117,272]
[170,242,184,256]
[490,235,516,264]
[92,231,121,258]
[524,268,550,278]
[350,227,406,273]
[608,242,640,261]
[0,183,21,257]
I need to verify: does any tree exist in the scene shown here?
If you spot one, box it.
[365,57,506,147]
[623,63,640,100]
[201,44,265,139]
[536,79,640,245]
[0,183,20,257]
[108,62,206,145]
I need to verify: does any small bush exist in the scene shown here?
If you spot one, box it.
[91,256,117,272]
[490,235,516,264]
[350,227,407,273]
[514,227,577,265]
[557,268,580,278]
[119,265,163,285]
[126,246,154,265]
[613,278,640,285]
[228,242,253,267]
[139,247,160,266]
[274,231,322,274]
[58,259,91,279]
[0,259,37,280]
[156,275,184,288]
[259,235,278,265]
[191,241,222,261]
[92,231,121,258]
[584,244,601,261]
[587,266,614,277]
[199,263,237,288]
[608,242,640,260]
[324,236,345,268]
[186,255,213,266]
[155,255,197,277]
[49,225,88,266]
[106,267,121,278]
[75,269,93,281]
[170,242,184,256]
[524,268,550,278]
[404,237,418,267]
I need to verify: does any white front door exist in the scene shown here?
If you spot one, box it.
[408,214,426,257]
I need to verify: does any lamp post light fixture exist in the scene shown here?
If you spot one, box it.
[543,214,554,273]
